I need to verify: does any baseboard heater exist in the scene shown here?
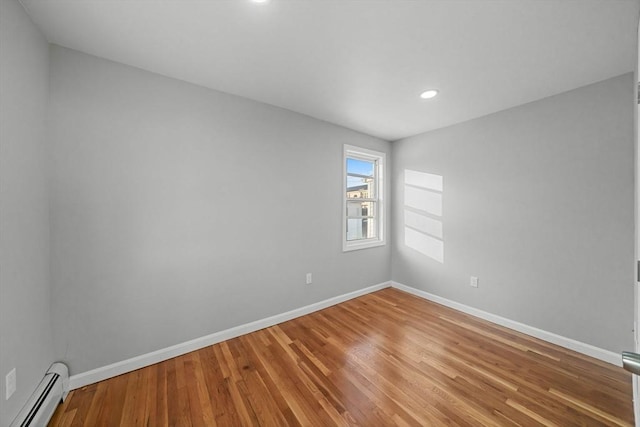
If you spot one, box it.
[10,363,69,427]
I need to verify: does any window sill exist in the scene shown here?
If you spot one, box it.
[343,239,386,252]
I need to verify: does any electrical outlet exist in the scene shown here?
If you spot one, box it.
[306,273,312,285]
[6,368,16,400]
[470,276,479,288]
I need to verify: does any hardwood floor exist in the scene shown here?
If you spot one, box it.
[50,288,634,426]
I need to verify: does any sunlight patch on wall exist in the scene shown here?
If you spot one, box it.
[405,186,442,216]
[405,169,443,192]
[404,170,444,263]
[405,227,444,263]
[404,210,442,239]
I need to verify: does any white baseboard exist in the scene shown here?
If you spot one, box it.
[68,282,391,390]
[69,280,622,389]
[391,281,621,366]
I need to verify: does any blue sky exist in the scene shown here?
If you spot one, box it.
[347,158,374,176]
[347,158,374,190]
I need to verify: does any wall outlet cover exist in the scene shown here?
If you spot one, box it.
[470,276,479,288]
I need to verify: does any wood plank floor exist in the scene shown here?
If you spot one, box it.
[50,288,634,426]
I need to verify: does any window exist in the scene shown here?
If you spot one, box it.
[343,145,385,251]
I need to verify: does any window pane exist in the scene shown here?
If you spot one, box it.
[346,158,374,177]
[343,146,385,251]
[346,201,375,218]
[346,176,375,199]
[346,217,377,241]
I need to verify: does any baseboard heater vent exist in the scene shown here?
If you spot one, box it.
[10,363,69,427]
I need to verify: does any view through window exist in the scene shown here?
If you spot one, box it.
[344,145,385,251]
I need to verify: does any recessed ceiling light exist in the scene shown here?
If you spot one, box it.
[251,0,271,3]
[420,89,439,99]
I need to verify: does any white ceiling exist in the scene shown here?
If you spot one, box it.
[20,0,640,141]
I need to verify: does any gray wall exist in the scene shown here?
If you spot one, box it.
[391,73,635,353]
[0,0,54,424]
[48,46,391,374]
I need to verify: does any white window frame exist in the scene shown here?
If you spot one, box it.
[343,145,385,252]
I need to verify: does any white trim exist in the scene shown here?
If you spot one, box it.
[68,282,392,390]
[391,281,622,366]
[343,144,386,252]
[69,280,622,390]
[343,239,385,252]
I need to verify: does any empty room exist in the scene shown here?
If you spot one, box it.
[2,0,640,425]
